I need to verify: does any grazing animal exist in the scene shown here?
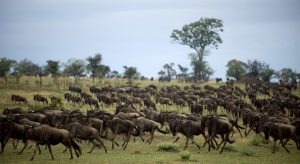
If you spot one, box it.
[106,117,138,150]
[201,116,235,154]
[143,98,156,110]
[256,122,299,153]
[34,94,48,104]
[11,95,28,104]
[25,125,82,160]
[132,117,168,144]
[62,122,107,153]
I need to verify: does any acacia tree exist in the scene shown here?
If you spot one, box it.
[123,66,138,83]
[0,57,16,83]
[171,18,223,81]
[86,53,102,82]
[189,53,214,81]
[260,68,275,83]
[226,59,248,80]
[177,64,188,80]
[162,63,176,80]
[277,68,297,83]
[45,60,60,84]
[63,59,86,84]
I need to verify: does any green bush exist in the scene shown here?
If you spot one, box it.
[223,144,236,152]
[157,142,179,152]
[241,149,254,156]
[179,151,191,160]
[250,135,261,146]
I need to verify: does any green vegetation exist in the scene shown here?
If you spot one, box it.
[241,149,255,156]
[157,142,179,152]
[179,150,191,160]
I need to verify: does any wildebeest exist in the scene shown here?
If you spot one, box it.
[171,118,206,150]
[201,115,235,154]
[34,94,48,104]
[11,95,28,104]
[132,117,168,144]
[24,124,82,160]
[69,86,82,94]
[61,122,107,153]
[106,117,138,150]
[256,121,299,153]
[143,98,156,110]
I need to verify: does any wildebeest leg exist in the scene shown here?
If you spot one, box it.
[272,141,277,153]
[246,128,252,137]
[18,141,28,154]
[216,135,225,150]
[281,139,290,153]
[173,136,180,143]
[47,144,55,160]
[111,133,117,149]
[147,131,155,144]
[96,138,107,153]
[123,135,131,150]
[68,145,74,160]
[37,144,42,154]
[219,140,227,154]
[63,146,68,153]
[13,139,19,149]
[184,137,190,150]
[30,144,39,161]
[88,140,97,153]
[190,137,201,149]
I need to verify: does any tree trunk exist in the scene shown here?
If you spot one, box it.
[39,74,42,88]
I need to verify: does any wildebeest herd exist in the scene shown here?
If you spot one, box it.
[1,82,300,160]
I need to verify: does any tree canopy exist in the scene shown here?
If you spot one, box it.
[86,53,102,82]
[171,18,223,81]
[0,57,16,83]
[226,59,248,80]
[45,60,60,77]
[123,66,138,83]
[63,59,86,83]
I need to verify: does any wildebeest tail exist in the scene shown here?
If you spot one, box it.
[71,139,81,157]
[157,128,169,134]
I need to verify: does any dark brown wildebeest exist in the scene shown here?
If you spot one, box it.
[24,125,82,160]
[3,107,24,115]
[156,97,172,111]
[61,122,107,153]
[256,122,299,153]
[132,117,168,144]
[11,95,28,104]
[84,97,99,108]
[69,86,82,94]
[201,115,235,154]
[174,98,185,111]
[143,98,156,110]
[90,86,101,94]
[34,94,48,104]
[69,96,84,105]
[24,112,49,124]
[106,117,138,150]
[0,119,28,154]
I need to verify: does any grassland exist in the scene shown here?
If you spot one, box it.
[0,76,299,164]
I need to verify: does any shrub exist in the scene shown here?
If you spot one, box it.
[250,135,261,146]
[241,149,254,156]
[223,144,236,152]
[157,142,179,152]
[179,151,191,161]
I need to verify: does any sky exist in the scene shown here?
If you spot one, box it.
[0,0,300,79]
